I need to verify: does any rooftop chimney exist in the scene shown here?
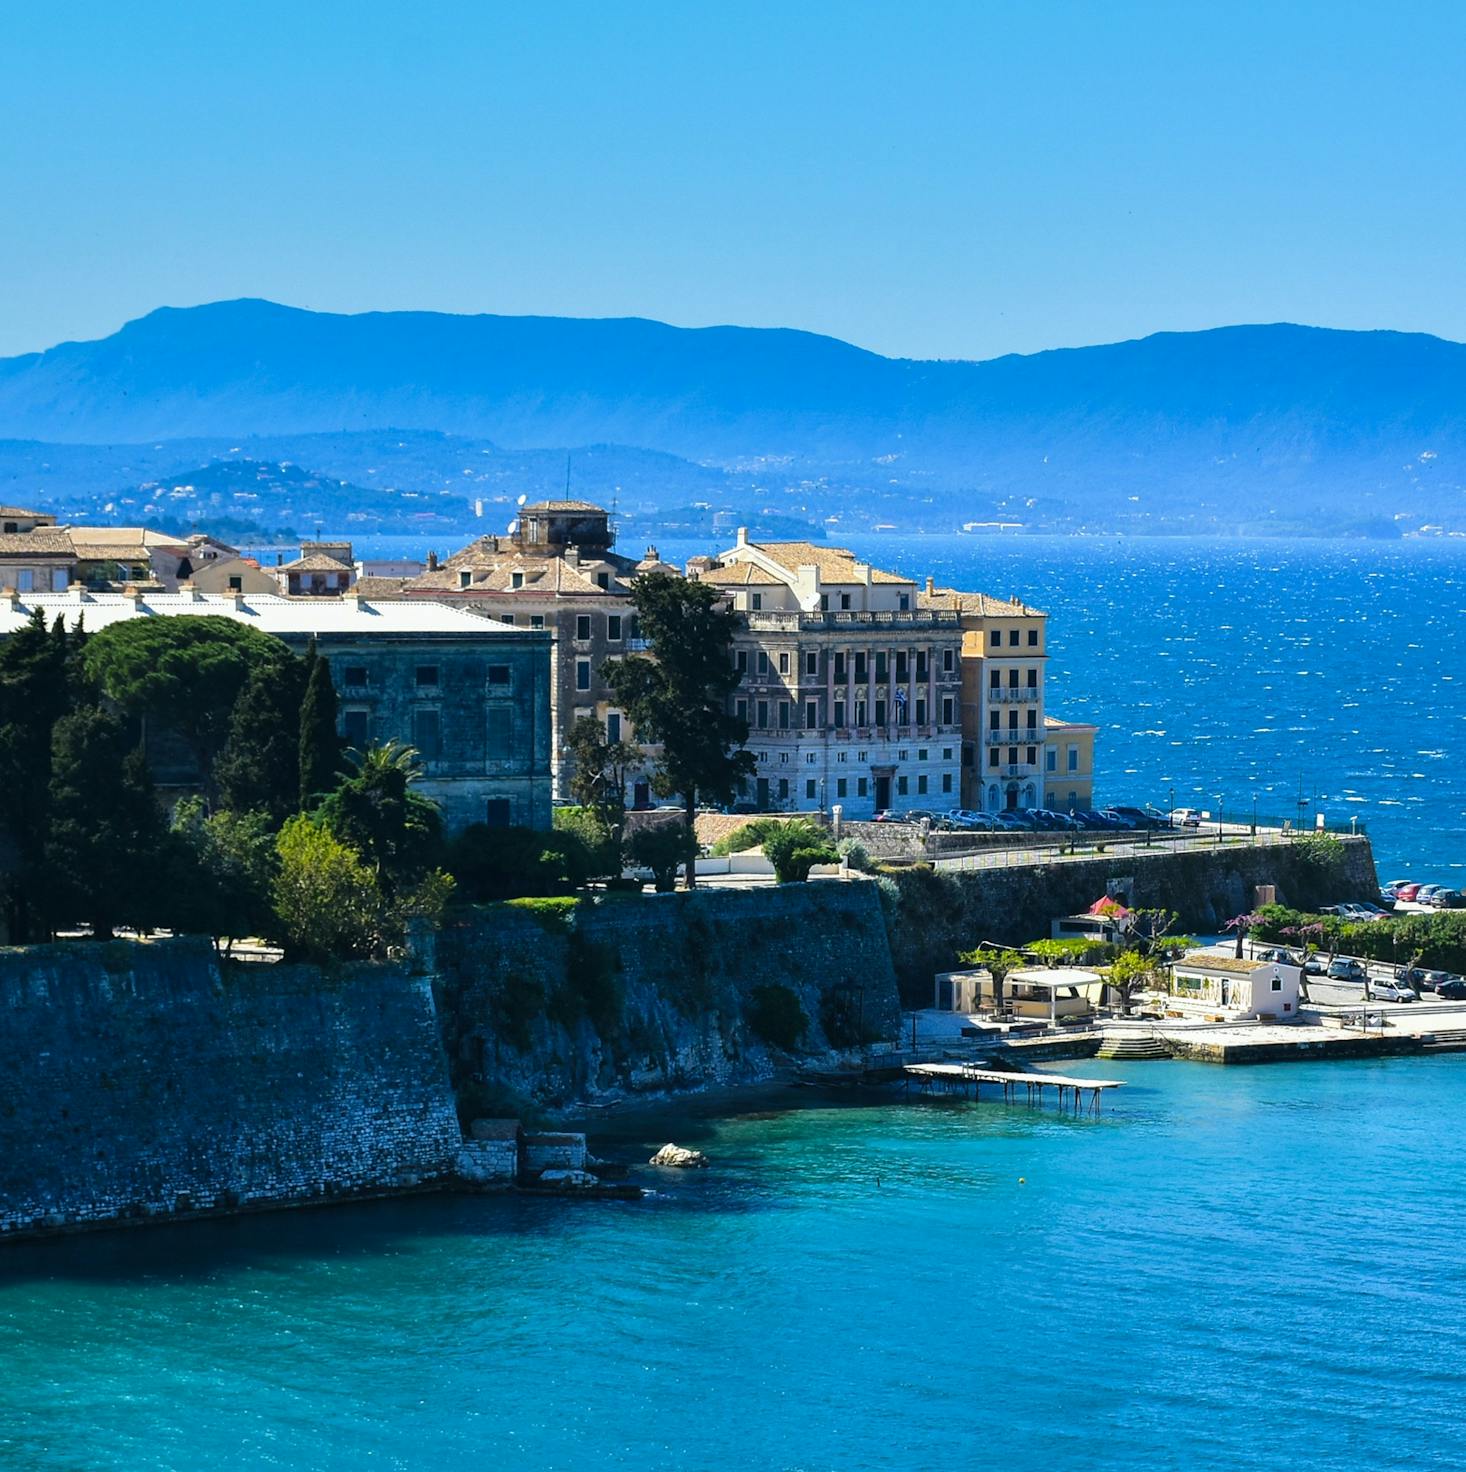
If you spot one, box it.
[926,576,935,596]
[427,550,439,571]
[736,526,748,547]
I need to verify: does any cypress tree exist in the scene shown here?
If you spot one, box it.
[214,653,309,823]
[298,643,342,810]
[44,707,170,939]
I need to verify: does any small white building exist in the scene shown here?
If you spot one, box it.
[1167,953,1301,1021]
[931,965,1100,1025]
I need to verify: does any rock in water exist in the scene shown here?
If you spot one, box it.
[537,1169,601,1190]
[649,1143,709,1168]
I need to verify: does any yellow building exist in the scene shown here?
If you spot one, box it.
[917,580,1097,813]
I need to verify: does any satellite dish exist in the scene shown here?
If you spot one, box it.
[507,520,518,534]
[516,494,528,506]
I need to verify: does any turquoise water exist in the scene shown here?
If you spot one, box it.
[5,1057,1466,1471]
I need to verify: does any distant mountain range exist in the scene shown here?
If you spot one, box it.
[3,299,1464,536]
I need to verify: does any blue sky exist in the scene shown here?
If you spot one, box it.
[2,1,1463,361]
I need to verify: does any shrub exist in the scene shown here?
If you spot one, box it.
[446,824,595,901]
[761,820,837,883]
[502,896,581,933]
[836,838,874,873]
[627,823,691,892]
[552,805,619,876]
[711,817,789,856]
[747,983,808,1052]
[272,815,380,962]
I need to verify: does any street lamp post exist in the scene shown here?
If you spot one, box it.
[1251,793,1258,838]
[1216,793,1224,845]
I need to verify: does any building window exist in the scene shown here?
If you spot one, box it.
[779,700,790,730]
[500,614,515,625]
[858,777,868,798]
[989,749,1000,769]
[1028,629,1039,647]
[1068,744,1079,772]
[806,779,817,800]
[837,777,848,798]
[944,747,953,760]
[228,575,243,592]
[989,630,1001,649]
[597,573,609,590]
[916,698,927,725]
[576,659,591,690]
[855,700,866,728]
[834,700,845,727]
[854,653,867,681]
[805,701,818,729]
[1027,746,1037,765]
[485,797,512,828]
[530,614,544,629]
[943,648,955,672]
[806,752,816,765]
[751,593,762,611]
[486,706,511,755]
[819,594,829,612]
[942,773,953,794]
[459,570,472,589]
[778,778,790,799]
[576,614,592,640]
[511,572,524,590]
[989,672,1000,691]
[943,696,955,726]
[488,664,511,687]
[875,653,888,682]
[416,665,439,687]
[897,775,909,796]
[840,593,851,610]
[608,614,622,641]
[1027,669,1038,688]
[607,713,622,742]
[834,653,847,681]
[757,700,768,728]
[344,665,368,687]
[898,594,909,611]
[413,708,442,760]
[916,652,928,680]
[735,649,748,675]
[917,774,928,795]
[778,651,790,675]
[16,569,33,593]
[736,697,748,722]
[805,650,818,677]
[875,700,887,727]
[1008,629,1019,647]
[1046,748,1057,772]
[757,651,769,676]
[895,652,908,681]
[342,709,369,748]
[918,748,928,761]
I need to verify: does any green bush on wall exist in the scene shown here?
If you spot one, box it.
[747,983,808,1051]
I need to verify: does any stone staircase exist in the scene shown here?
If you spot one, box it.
[1095,1033,1173,1061]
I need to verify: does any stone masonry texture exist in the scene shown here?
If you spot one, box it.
[0,938,462,1240]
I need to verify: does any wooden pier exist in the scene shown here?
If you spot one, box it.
[904,1062,1124,1116]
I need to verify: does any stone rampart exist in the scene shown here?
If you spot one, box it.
[435,880,902,1107]
[0,939,462,1240]
[883,836,1378,1003]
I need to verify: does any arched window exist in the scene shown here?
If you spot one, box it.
[1024,783,1036,807]
[987,784,999,810]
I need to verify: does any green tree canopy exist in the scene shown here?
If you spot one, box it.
[603,571,753,887]
[272,815,381,962]
[565,714,641,848]
[82,615,290,779]
[213,653,311,823]
[298,643,342,809]
[44,706,171,939]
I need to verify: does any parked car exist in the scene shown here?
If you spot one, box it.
[1327,957,1368,982]
[1424,888,1463,909]
[1438,979,1466,1001]
[1170,807,1203,827]
[1398,967,1456,993]
[1080,810,1124,830]
[1382,880,1415,897]
[994,811,1032,830]
[1302,954,1328,976]
[1327,902,1389,922]
[1256,947,1302,966]
[1390,883,1422,902]
[1367,978,1418,1003]
[1108,805,1163,829]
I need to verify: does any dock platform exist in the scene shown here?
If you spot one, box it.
[904,1062,1124,1115]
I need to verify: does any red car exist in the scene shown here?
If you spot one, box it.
[1390,883,1422,901]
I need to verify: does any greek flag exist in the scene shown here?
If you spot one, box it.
[894,687,908,707]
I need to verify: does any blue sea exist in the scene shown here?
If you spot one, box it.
[352,531,1466,878]
[4,1058,1465,1471]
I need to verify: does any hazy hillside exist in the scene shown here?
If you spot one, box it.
[3,300,1465,533]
